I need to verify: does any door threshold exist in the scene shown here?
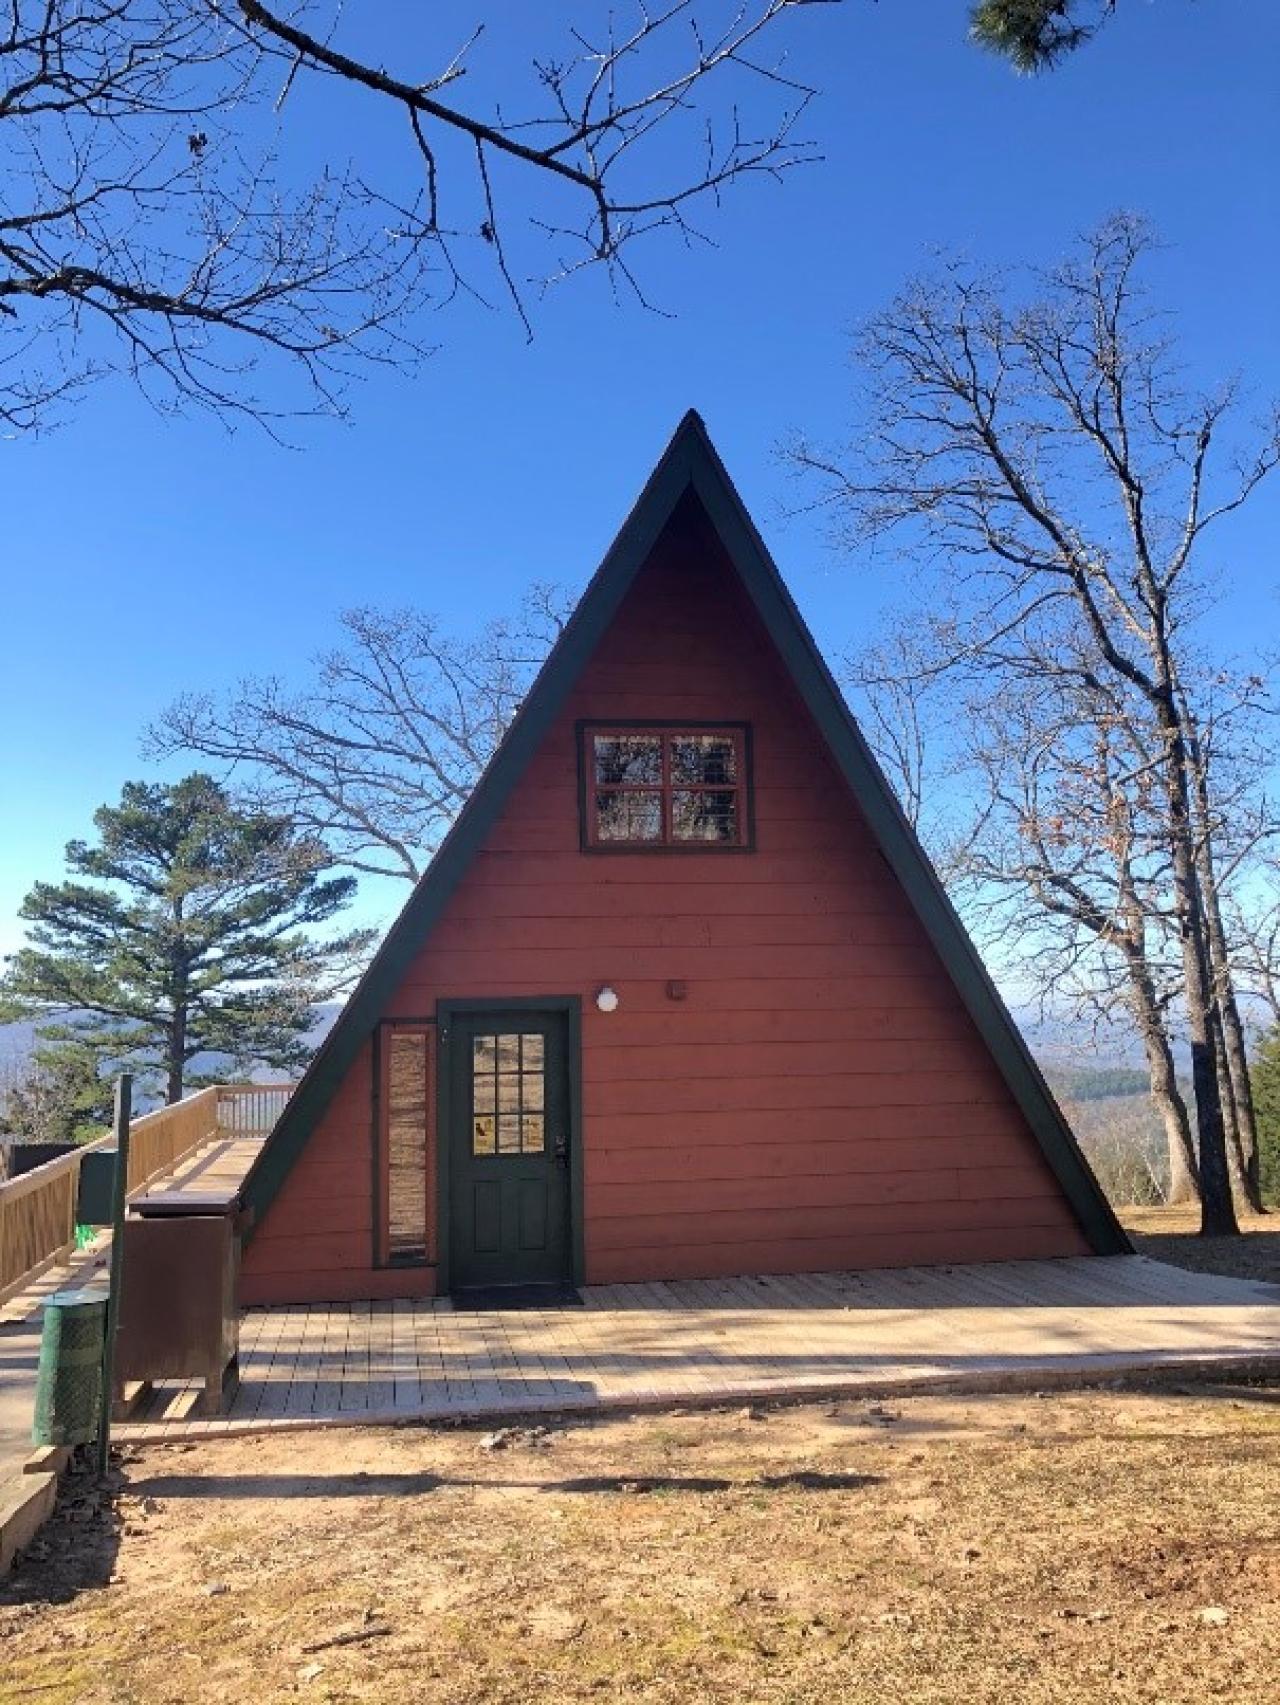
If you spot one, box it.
[450,1282,583,1311]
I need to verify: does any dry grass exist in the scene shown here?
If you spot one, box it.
[3,1386,1279,1704]
[1122,1205,1280,1286]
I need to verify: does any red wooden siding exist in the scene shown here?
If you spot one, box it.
[242,505,1088,1302]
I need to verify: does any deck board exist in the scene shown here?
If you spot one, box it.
[109,1255,1280,1442]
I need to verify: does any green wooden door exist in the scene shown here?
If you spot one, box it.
[447,1009,572,1293]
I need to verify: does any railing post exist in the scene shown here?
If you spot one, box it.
[96,1074,132,1477]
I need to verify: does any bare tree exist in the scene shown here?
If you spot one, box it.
[147,585,571,881]
[1229,853,1280,1027]
[979,685,1199,1202]
[793,215,1280,1235]
[855,635,1203,1204]
[2,1,828,429]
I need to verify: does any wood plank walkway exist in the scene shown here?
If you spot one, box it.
[114,1255,1280,1443]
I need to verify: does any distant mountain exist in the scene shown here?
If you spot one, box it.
[0,1002,343,1103]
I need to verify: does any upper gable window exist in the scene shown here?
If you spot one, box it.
[580,724,752,850]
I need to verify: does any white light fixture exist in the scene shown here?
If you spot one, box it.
[595,985,620,1014]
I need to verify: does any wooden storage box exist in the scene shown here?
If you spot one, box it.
[113,1197,240,1416]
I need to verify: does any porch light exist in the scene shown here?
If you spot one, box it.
[595,985,620,1014]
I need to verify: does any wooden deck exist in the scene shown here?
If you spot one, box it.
[114,1255,1280,1443]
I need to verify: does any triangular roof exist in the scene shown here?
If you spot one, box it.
[241,411,1129,1256]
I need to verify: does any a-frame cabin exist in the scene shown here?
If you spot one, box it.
[238,413,1127,1305]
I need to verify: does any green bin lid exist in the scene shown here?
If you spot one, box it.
[45,1287,109,1310]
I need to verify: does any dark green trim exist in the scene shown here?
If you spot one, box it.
[369,1019,382,1269]
[434,996,584,1296]
[241,408,1128,1258]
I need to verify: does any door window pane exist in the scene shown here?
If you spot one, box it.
[472,1030,549,1156]
[386,1031,428,1262]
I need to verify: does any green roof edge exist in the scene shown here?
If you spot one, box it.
[240,408,1130,1258]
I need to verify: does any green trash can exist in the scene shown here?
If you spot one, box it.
[76,1147,118,1227]
[32,1287,108,1447]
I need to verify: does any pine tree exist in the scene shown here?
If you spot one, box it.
[970,2,1117,71]
[1251,1027,1280,1205]
[0,775,375,1103]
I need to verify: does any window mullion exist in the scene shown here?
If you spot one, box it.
[661,732,672,844]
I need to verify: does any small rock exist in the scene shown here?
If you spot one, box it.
[961,1546,982,1564]
[298,1662,325,1683]
[739,1405,764,1422]
[478,1424,550,1451]
[203,1582,229,1598]
[1199,1606,1229,1627]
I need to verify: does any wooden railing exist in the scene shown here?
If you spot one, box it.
[124,1086,222,1196]
[0,1161,80,1304]
[0,1080,293,1304]
[215,1083,293,1137]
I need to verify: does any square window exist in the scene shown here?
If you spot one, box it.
[581,726,750,850]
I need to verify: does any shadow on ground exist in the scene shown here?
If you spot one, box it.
[0,1455,122,1607]
[128,1466,883,1500]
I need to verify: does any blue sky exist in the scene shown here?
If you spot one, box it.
[2,1,1278,961]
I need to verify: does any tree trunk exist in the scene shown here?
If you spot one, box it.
[1121,933,1198,1205]
[167,908,188,1105]
[1222,1004,1264,1210]
[1186,711,1265,1212]
[1205,888,1264,1211]
[166,1004,186,1105]
[1212,1004,1256,1208]
[1143,1027,1199,1205]
[1154,698,1238,1236]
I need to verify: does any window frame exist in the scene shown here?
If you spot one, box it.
[576,720,755,853]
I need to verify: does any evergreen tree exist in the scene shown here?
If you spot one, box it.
[970,1,1117,70]
[1,776,375,1103]
[0,1043,114,1145]
[1251,1027,1280,1205]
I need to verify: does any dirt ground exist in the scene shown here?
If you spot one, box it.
[1122,1204,1280,1285]
[3,1384,1279,1705]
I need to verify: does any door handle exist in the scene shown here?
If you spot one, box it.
[553,1132,569,1165]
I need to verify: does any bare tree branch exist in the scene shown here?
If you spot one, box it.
[146,585,571,880]
[1,1,832,429]
[796,216,1280,1232]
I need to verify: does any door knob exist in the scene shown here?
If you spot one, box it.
[553,1132,569,1164]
